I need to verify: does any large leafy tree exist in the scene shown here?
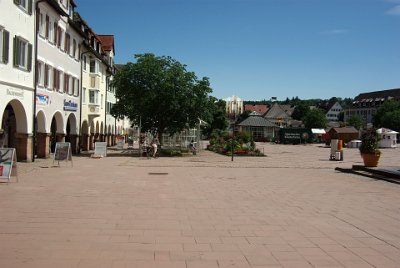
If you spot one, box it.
[374,100,400,131]
[201,97,229,138]
[112,54,213,140]
[291,102,311,121]
[302,108,328,129]
[347,115,364,130]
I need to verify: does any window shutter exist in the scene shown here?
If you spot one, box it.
[13,36,19,67]
[28,0,33,15]
[44,64,49,87]
[45,15,49,39]
[54,23,58,44]
[64,73,68,92]
[27,43,32,71]
[53,69,57,91]
[3,30,9,64]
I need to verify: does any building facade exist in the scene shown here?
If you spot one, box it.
[35,0,83,158]
[74,13,109,151]
[0,0,35,161]
[325,102,343,122]
[344,88,400,126]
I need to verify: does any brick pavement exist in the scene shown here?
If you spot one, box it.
[0,143,399,268]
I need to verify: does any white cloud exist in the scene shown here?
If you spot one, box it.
[320,29,349,35]
[386,5,400,15]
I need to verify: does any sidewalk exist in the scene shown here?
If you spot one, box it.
[1,143,400,268]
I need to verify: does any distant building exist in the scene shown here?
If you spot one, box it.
[344,88,400,126]
[237,113,279,141]
[244,104,269,115]
[224,95,244,119]
[264,103,294,128]
[317,99,343,122]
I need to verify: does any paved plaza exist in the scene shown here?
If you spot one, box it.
[1,143,400,268]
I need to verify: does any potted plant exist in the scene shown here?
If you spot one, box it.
[359,128,381,167]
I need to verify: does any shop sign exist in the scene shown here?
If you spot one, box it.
[53,142,73,166]
[36,94,49,105]
[7,88,24,99]
[64,99,78,111]
[0,148,17,182]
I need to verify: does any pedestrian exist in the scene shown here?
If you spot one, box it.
[150,136,159,158]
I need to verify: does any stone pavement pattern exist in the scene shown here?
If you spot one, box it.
[0,144,400,268]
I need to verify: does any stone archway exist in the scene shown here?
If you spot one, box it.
[50,111,64,153]
[35,110,49,158]
[1,100,30,161]
[81,120,89,151]
[65,113,78,153]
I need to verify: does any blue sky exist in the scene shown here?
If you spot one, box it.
[76,0,400,101]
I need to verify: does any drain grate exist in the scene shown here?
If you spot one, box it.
[148,172,168,175]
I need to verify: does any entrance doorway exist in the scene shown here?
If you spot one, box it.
[1,104,17,149]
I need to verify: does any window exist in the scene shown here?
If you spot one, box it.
[64,73,69,93]
[44,64,52,89]
[45,15,50,39]
[59,70,64,92]
[37,61,44,86]
[89,89,98,105]
[0,27,10,64]
[89,58,98,73]
[14,0,33,14]
[82,87,86,103]
[101,94,103,108]
[65,33,70,54]
[39,12,45,37]
[72,39,76,58]
[13,36,32,71]
[53,69,63,92]
[48,19,54,43]
[74,78,79,96]
[82,55,87,71]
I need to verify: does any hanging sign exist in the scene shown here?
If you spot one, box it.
[94,142,107,157]
[36,94,49,105]
[53,142,73,166]
[63,99,78,111]
[0,148,17,182]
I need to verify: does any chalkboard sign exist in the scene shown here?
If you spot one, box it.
[94,142,107,157]
[0,148,17,182]
[53,142,73,166]
[116,135,124,149]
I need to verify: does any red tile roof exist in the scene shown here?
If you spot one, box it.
[244,104,269,115]
[97,35,115,53]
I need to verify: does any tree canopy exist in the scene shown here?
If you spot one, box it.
[302,109,328,129]
[291,102,311,121]
[201,97,229,139]
[112,54,213,139]
[347,115,364,130]
[374,100,400,131]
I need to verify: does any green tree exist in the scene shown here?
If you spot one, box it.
[347,115,364,130]
[380,110,400,132]
[201,97,229,138]
[302,109,328,129]
[374,100,400,128]
[112,54,212,141]
[291,102,311,120]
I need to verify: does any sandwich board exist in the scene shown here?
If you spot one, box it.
[94,142,107,157]
[0,148,17,183]
[53,142,73,166]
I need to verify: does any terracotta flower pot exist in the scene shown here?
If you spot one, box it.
[361,153,380,167]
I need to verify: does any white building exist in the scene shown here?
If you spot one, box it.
[224,95,244,117]
[0,0,35,161]
[74,13,109,151]
[377,128,398,148]
[326,102,343,122]
[35,0,83,158]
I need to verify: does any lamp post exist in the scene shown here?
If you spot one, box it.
[231,111,236,162]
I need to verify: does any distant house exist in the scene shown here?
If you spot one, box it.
[264,103,294,128]
[244,104,269,115]
[237,113,279,141]
[326,127,359,143]
[318,100,343,122]
[344,88,400,126]
[377,128,398,148]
